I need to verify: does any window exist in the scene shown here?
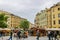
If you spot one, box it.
[53,20,55,25]
[36,23,39,24]
[34,20,36,22]
[53,8,54,12]
[53,27,56,28]
[45,14,47,16]
[59,27,60,28]
[58,20,60,24]
[37,18,39,21]
[53,14,55,18]
[58,13,60,18]
[58,8,60,10]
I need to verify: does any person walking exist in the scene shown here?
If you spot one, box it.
[36,30,40,40]
[17,30,21,40]
[50,31,54,40]
[47,31,51,40]
[59,31,60,38]
[31,30,33,36]
[8,31,13,40]
[54,31,59,40]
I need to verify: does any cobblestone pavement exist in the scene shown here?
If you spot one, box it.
[0,36,60,40]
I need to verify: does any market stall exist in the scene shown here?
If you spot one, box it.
[0,28,11,36]
[29,27,46,36]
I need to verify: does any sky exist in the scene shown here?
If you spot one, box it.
[0,0,60,24]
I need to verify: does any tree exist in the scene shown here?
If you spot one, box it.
[14,26,18,29]
[0,13,8,28]
[20,20,29,30]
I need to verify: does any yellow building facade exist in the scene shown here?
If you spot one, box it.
[35,2,60,28]
[0,10,26,29]
[8,14,23,28]
[29,23,34,29]
[34,13,40,28]
[50,2,60,28]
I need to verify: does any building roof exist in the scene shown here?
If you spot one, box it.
[0,10,24,19]
[51,2,60,8]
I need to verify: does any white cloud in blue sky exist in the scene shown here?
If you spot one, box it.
[0,0,60,23]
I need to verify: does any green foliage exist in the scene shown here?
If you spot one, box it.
[20,20,29,30]
[0,14,5,21]
[0,21,7,28]
[0,14,8,28]
[14,26,18,29]
[4,16,9,22]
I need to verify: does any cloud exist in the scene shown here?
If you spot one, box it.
[0,0,60,23]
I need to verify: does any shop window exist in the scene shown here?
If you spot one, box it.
[58,8,60,10]
[53,14,55,18]
[53,20,55,25]
[58,13,60,18]
[58,20,60,24]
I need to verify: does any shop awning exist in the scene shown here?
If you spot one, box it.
[45,28,60,31]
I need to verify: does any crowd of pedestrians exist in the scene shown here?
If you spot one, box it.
[0,29,60,40]
[36,30,60,40]
[3,29,28,40]
[48,31,60,40]
[7,29,40,40]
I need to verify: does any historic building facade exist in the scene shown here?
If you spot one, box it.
[0,10,33,29]
[34,13,40,28]
[35,2,60,28]
[0,10,26,29]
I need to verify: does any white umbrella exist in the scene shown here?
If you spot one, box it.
[4,28,11,30]
[0,28,3,30]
